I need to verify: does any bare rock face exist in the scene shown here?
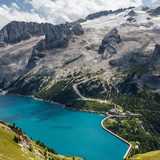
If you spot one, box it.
[86,7,135,20]
[126,10,136,22]
[45,24,71,50]
[142,6,150,11]
[26,23,84,71]
[71,24,84,36]
[140,73,160,90]
[133,44,160,90]
[148,7,160,16]
[98,28,121,59]
[127,17,136,22]
[150,44,160,70]
[34,23,84,52]
[26,47,46,71]
[0,21,46,46]
[0,42,5,47]
[128,10,136,17]
[109,52,149,68]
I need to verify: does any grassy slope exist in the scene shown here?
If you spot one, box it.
[0,127,38,160]
[0,122,83,160]
[129,150,160,160]
[31,141,83,160]
[7,72,160,158]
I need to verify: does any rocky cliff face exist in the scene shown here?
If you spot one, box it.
[148,7,160,16]
[1,6,160,96]
[86,7,135,20]
[0,21,84,87]
[150,44,160,71]
[98,28,121,59]
[0,6,160,158]
[35,24,71,52]
[0,21,48,47]
[138,44,160,90]
[26,23,84,71]
[34,23,84,52]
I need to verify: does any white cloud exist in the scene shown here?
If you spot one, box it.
[28,0,143,24]
[11,2,20,10]
[151,0,158,3]
[0,0,143,29]
[0,4,46,29]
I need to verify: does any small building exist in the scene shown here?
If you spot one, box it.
[135,145,139,149]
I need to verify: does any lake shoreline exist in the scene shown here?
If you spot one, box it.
[0,91,105,114]
[0,92,131,159]
[30,95,132,159]
[101,117,132,160]
[33,95,106,114]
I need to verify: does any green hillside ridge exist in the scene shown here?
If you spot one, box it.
[129,150,160,160]
[1,6,160,160]
[0,120,83,160]
[33,75,160,158]
[4,68,160,158]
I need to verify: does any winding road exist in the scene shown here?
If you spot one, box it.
[73,81,109,104]
[73,78,132,159]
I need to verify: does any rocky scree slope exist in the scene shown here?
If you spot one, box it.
[0,21,84,89]
[0,6,160,100]
[26,23,84,71]
[0,6,160,99]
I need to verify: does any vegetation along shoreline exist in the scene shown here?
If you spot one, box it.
[0,91,132,159]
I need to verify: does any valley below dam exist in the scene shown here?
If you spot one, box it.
[0,94,129,160]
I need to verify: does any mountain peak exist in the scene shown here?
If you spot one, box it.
[81,5,160,29]
[0,21,46,47]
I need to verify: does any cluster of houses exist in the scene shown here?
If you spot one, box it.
[107,107,132,116]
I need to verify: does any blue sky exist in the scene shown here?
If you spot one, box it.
[0,0,160,29]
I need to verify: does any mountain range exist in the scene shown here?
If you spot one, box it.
[0,6,160,92]
[0,5,160,159]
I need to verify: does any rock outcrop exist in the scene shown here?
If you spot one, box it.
[142,6,150,11]
[86,7,135,20]
[98,28,121,59]
[109,52,149,67]
[71,24,84,36]
[0,21,47,47]
[140,44,160,89]
[126,10,136,22]
[150,44,160,70]
[34,23,84,52]
[128,10,136,17]
[1,5,160,94]
[26,23,84,71]
[148,7,160,16]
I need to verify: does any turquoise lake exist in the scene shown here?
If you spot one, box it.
[0,94,129,160]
